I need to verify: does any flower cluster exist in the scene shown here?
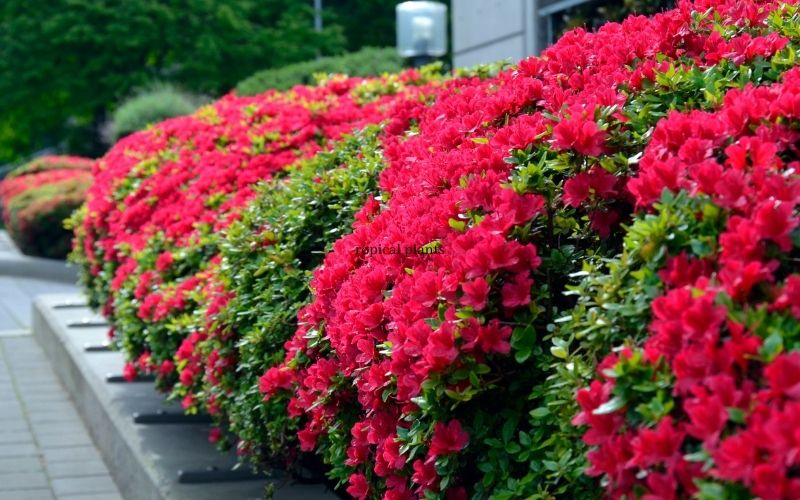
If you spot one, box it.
[1,156,93,258]
[70,70,437,388]
[577,70,800,499]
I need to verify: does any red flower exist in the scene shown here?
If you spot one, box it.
[422,325,459,373]
[460,277,490,310]
[501,273,533,308]
[476,319,512,355]
[122,362,137,382]
[411,459,438,490]
[297,427,318,452]
[764,352,800,399]
[428,420,469,459]
[552,115,608,156]
[684,395,727,445]
[563,172,591,207]
[347,473,369,500]
[208,427,222,444]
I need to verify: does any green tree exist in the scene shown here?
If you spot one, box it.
[0,0,346,161]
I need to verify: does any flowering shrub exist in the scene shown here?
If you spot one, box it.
[187,125,419,470]
[70,0,800,498]
[260,1,800,498]
[70,70,439,393]
[0,156,92,258]
[574,69,800,499]
[3,155,92,179]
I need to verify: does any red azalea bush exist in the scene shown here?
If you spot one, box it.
[3,155,92,179]
[259,1,800,498]
[575,69,800,499]
[70,0,800,498]
[69,70,440,389]
[1,156,93,258]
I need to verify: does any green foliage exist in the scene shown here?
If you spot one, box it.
[0,0,347,159]
[236,47,404,95]
[191,126,389,465]
[109,84,205,142]
[6,177,91,259]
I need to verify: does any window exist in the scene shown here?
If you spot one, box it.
[537,0,673,51]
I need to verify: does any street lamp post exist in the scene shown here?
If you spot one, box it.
[396,1,447,68]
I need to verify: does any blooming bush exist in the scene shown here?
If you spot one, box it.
[71,0,800,498]
[3,155,92,179]
[573,69,800,499]
[262,1,800,498]
[0,155,92,258]
[186,124,423,470]
[70,69,439,395]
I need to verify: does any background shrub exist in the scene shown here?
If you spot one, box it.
[107,84,206,142]
[235,47,404,95]
[0,155,93,258]
[4,155,92,179]
[4,173,91,258]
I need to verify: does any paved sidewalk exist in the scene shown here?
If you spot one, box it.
[0,334,124,500]
[0,235,124,500]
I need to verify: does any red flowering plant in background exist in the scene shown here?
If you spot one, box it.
[262,1,800,497]
[574,68,800,498]
[1,155,93,258]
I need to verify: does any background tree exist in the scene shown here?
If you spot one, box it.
[0,0,347,162]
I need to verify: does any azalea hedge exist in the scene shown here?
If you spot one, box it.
[0,155,92,258]
[72,1,799,498]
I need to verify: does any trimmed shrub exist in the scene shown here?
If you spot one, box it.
[69,69,440,395]
[262,2,800,498]
[71,1,800,498]
[0,155,93,258]
[573,72,800,499]
[235,47,404,96]
[108,84,205,142]
[6,176,91,258]
[4,155,92,179]
[191,125,407,468]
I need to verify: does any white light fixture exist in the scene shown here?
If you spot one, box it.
[396,1,447,64]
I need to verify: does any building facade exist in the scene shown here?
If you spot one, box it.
[451,0,666,67]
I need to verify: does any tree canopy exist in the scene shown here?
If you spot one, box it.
[0,0,350,161]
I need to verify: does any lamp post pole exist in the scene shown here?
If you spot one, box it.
[314,0,322,32]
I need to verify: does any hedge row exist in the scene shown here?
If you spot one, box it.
[72,1,799,498]
[0,155,92,258]
[235,47,405,96]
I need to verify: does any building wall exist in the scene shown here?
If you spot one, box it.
[451,0,536,68]
[451,0,596,68]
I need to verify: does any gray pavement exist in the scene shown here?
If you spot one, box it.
[0,231,123,499]
[0,334,123,500]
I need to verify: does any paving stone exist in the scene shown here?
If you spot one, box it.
[50,476,118,496]
[0,471,50,490]
[28,408,82,424]
[58,493,123,500]
[42,446,102,464]
[0,490,54,500]
[30,422,87,437]
[44,459,110,479]
[37,431,94,449]
[0,456,44,473]
[0,442,38,457]
[0,429,34,445]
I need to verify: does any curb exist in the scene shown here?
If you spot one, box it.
[0,254,78,283]
[32,293,335,500]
